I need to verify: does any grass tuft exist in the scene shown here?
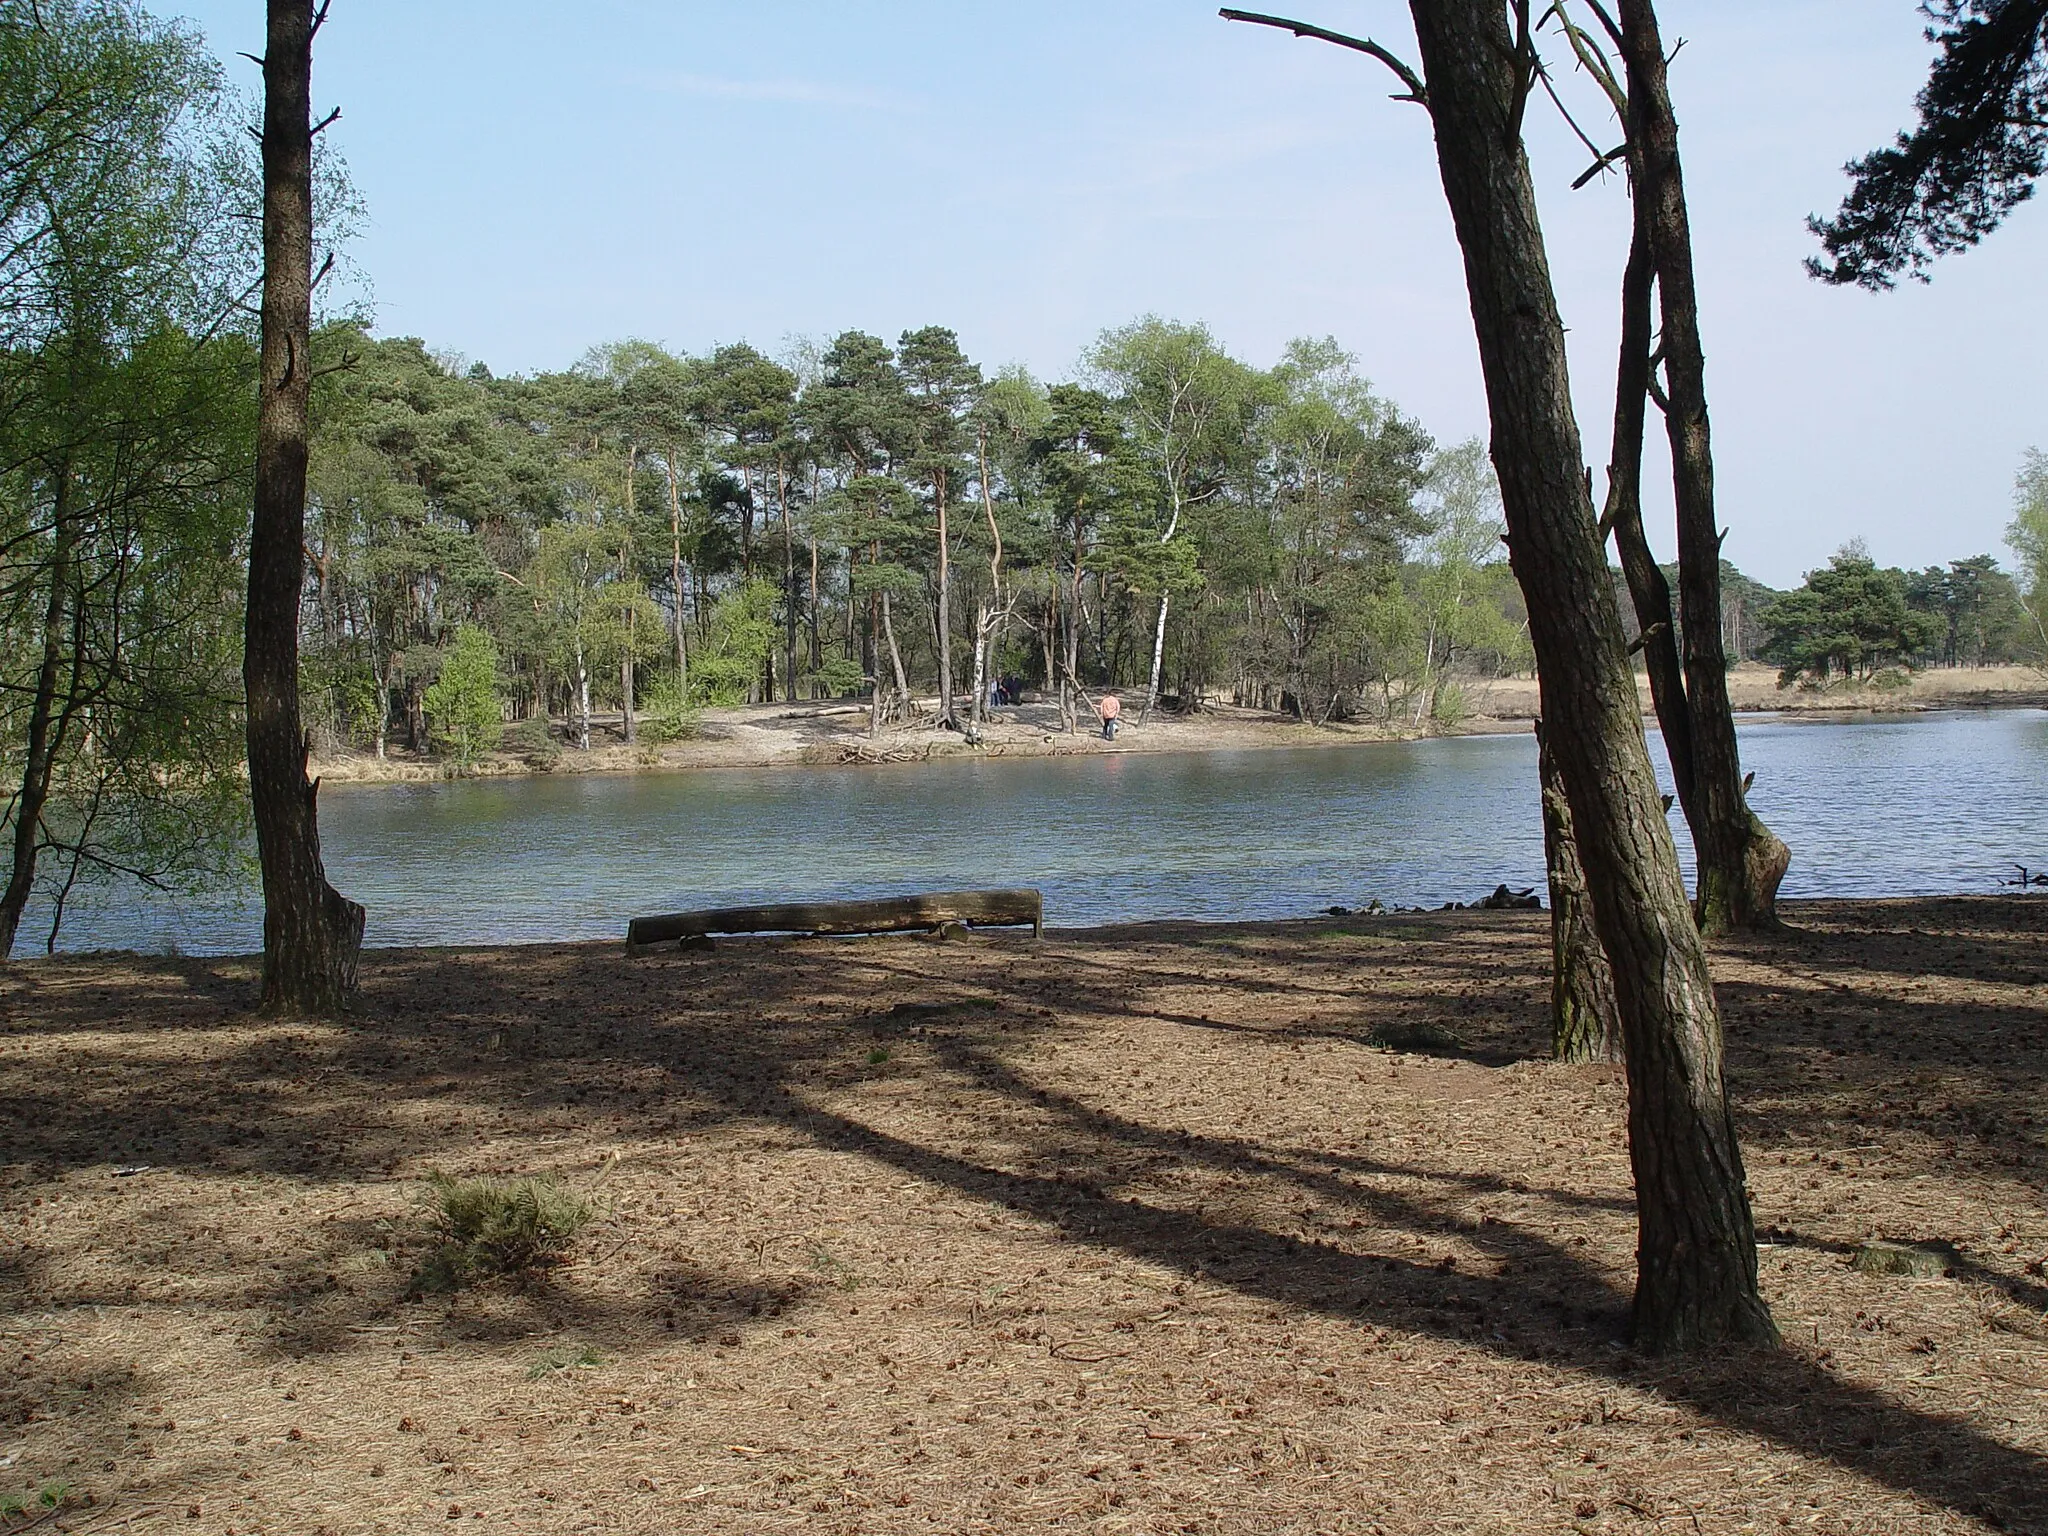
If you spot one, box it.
[527,1344,606,1380]
[414,1172,596,1291]
[0,1481,76,1521]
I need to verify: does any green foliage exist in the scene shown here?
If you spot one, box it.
[0,1480,77,1520]
[422,625,503,768]
[527,1345,606,1380]
[1808,0,2048,289]
[414,1172,597,1291]
[1762,548,1945,683]
[688,579,780,705]
[505,716,560,770]
[637,676,703,742]
[2010,447,2048,658]
[0,0,260,955]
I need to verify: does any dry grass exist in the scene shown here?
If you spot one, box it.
[1,897,2044,1534]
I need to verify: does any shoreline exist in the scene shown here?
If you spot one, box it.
[309,663,2048,788]
[27,891,2045,968]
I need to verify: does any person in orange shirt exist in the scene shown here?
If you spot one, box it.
[1098,691,1121,741]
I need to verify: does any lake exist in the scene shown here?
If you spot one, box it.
[32,709,2048,956]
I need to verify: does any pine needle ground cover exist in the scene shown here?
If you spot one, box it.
[1,899,2043,1534]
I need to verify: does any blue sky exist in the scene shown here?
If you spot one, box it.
[172,1,2046,589]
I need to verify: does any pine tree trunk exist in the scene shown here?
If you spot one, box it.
[1617,0,1788,933]
[867,593,884,740]
[245,0,363,1015]
[779,461,798,702]
[1602,183,1696,819]
[936,470,955,725]
[1538,721,1621,1063]
[621,653,635,744]
[1407,0,1774,1353]
[667,453,688,689]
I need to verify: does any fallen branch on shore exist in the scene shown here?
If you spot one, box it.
[627,889,1045,947]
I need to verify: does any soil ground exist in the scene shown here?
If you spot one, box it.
[3,898,2045,1535]
[308,665,2048,786]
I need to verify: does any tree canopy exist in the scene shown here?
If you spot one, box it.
[1809,0,2048,287]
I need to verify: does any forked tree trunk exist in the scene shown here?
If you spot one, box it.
[1538,721,1620,1063]
[246,0,363,1015]
[1616,0,1788,933]
[1407,0,1774,1352]
[1602,184,1695,818]
[880,591,909,713]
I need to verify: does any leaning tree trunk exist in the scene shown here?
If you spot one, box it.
[1617,0,1788,933]
[1143,592,1170,717]
[880,591,910,716]
[1602,181,1696,821]
[1538,721,1621,1063]
[246,0,363,1015]
[0,472,75,961]
[1407,0,1774,1352]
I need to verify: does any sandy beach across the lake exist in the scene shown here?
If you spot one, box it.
[308,664,2048,786]
[2,896,2044,1533]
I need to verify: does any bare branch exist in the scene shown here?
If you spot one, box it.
[1572,143,1628,190]
[311,106,342,136]
[311,0,334,38]
[1538,57,1610,166]
[1583,0,1623,52]
[1218,9,1428,104]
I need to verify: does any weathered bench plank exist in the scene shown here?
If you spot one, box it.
[627,888,1043,946]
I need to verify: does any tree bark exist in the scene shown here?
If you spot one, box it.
[1538,720,1620,1063]
[0,469,74,961]
[1617,0,1788,933]
[935,467,955,725]
[1406,0,1774,1352]
[1602,182,1695,819]
[779,460,798,702]
[1144,592,1170,716]
[665,450,688,690]
[629,888,1043,945]
[880,590,909,713]
[246,0,363,1015]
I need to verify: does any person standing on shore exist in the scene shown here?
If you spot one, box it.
[1099,692,1121,741]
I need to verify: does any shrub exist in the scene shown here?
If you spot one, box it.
[423,626,505,769]
[414,1172,596,1291]
[808,655,866,699]
[638,677,702,743]
[505,716,561,771]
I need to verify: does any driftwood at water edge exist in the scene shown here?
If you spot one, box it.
[627,888,1044,947]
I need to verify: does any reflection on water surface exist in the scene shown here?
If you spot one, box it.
[37,709,2048,955]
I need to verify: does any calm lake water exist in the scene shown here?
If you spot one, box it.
[34,710,2048,956]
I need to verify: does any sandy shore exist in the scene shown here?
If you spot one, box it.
[309,665,2048,786]
[2,897,2044,1533]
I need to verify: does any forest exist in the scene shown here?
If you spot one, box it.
[296,327,2042,765]
[3,0,2044,941]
